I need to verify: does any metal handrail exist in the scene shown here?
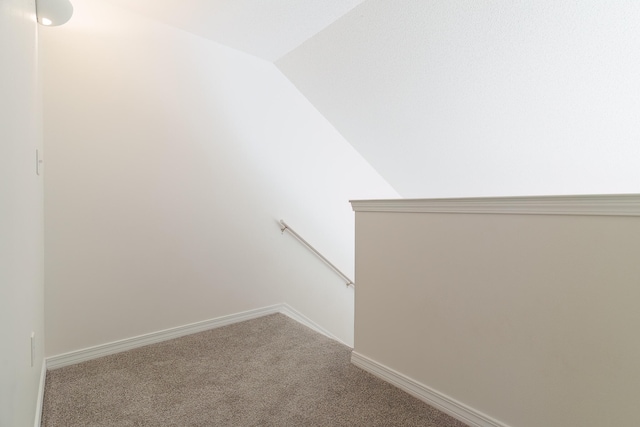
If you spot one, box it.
[279,220,354,287]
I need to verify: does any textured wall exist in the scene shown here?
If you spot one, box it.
[353,206,640,427]
[42,0,397,356]
[0,0,45,425]
[279,0,640,197]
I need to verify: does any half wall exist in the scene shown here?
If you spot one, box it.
[351,195,640,427]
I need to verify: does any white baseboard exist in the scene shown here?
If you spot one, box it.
[280,303,350,347]
[45,303,345,370]
[350,351,509,427]
[34,359,46,427]
[46,304,283,369]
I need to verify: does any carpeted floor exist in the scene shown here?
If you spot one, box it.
[42,313,468,426]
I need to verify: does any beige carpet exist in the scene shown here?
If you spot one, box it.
[42,313,468,426]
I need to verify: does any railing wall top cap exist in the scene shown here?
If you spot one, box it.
[350,193,640,217]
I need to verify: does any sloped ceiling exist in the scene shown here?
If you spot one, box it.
[107,0,366,61]
[278,0,640,197]
[108,0,640,198]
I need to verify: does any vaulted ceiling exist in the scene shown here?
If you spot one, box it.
[108,0,640,198]
[107,0,367,61]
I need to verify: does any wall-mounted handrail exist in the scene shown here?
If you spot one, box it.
[279,220,354,287]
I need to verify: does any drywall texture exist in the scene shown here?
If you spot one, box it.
[278,0,640,197]
[42,0,397,356]
[0,0,45,425]
[353,208,640,427]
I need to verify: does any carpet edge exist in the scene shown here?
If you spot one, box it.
[46,304,283,370]
[350,351,510,427]
[280,303,351,347]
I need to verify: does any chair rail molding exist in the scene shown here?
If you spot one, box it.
[350,194,640,217]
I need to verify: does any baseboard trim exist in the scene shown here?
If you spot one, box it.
[280,303,350,347]
[34,359,46,427]
[46,304,283,369]
[45,303,345,370]
[350,351,509,427]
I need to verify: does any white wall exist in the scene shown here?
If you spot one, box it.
[278,0,640,198]
[0,0,45,425]
[42,0,397,356]
[352,201,640,427]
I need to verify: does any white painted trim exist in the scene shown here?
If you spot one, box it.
[45,303,345,370]
[280,303,350,347]
[46,305,283,369]
[350,351,510,427]
[34,359,46,427]
[350,194,640,217]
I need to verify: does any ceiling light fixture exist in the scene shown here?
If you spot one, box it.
[36,0,74,27]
